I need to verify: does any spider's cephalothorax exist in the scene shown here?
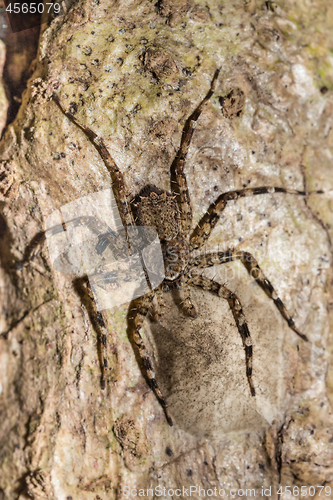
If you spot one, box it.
[47,69,315,426]
[133,185,189,282]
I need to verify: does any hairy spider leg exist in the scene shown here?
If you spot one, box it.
[132,292,173,426]
[190,186,321,250]
[52,94,135,236]
[170,69,220,235]
[21,216,119,389]
[189,250,308,341]
[188,274,255,396]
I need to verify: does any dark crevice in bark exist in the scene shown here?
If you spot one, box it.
[0,1,40,133]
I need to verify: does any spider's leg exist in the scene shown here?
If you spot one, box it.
[190,186,322,250]
[189,250,308,341]
[132,292,173,426]
[170,69,220,234]
[18,215,115,269]
[47,215,116,241]
[52,94,135,235]
[189,274,255,397]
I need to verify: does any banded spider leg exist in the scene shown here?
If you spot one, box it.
[185,186,317,396]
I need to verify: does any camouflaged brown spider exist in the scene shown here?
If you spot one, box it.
[51,69,312,426]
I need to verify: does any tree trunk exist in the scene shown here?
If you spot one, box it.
[1,0,333,498]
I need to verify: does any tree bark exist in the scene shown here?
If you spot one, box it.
[1,0,333,499]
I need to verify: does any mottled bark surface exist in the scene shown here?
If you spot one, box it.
[1,0,333,499]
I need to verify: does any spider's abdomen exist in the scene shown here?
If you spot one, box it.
[162,238,189,280]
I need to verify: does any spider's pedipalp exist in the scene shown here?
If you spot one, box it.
[189,274,255,397]
[189,249,308,341]
[181,278,198,318]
